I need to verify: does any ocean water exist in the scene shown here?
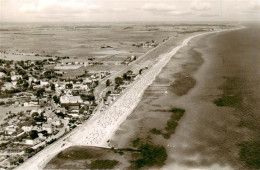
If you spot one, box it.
[164,24,260,169]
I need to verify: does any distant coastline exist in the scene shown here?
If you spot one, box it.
[43,26,243,170]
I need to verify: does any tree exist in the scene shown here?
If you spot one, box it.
[86,94,95,101]
[123,73,131,80]
[31,112,39,117]
[36,88,45,98]
[123,73,128,80]
[139,69,143,75]
[135,144,167,168]
[41,130,48,137]
[29,84,34,90]
[106,91,111,96]
[29,130,38,139]
[17,78,23,85]
[80,94,95,101]
[23,82,29,89]
[18,157,24,163]
[53,95,60,104]
[55,112,65,118]
[23,74,29,80]
[94,80,99,86]
[115,77,123,85]
[106,79,111,87]
[66,83,73,89]
[25,147,34,154]
[79,106,87,114]
[4,77,12,82]
[51,83,55,91]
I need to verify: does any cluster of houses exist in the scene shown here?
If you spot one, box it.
[0,58,112,168]
[132,40,158,48]
[1,108,64,145]
[120,55,137,65]
[0,51,141,168]
[0,106,70,168]
[142,41,158,48]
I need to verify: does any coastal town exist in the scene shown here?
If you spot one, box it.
[0,52,142,168]
[1,0,259,169]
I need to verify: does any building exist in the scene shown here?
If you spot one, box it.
[68,113,80,118]
[0,72,6,78]
[51,118,61,126]
[4,125,17,135]
[28,77,37,83]
[40,81,49,87]
[22,126,33,132]
[84,78,92,84]
[11,75,22,81]
[42,124,53,134]
[73,83,82,89]
[38,133,47,140]
[60,95,83,106]
[24,138,39,145]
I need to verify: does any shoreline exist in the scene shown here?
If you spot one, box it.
[162,26,259,169]
[17,28,241,170]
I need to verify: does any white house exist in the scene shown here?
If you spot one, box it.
[130,55,136,60]
[12,81,17,87]
[38,133,47,140]
[4,125,17,135]
[84,78,92,84]
[24,102,36,107]
[22,126,33,132]
[81,84,89,91]
[0,72,6,78]
[51,119,61,126]
[68,113,80,118]
[11,75,22,81]
[84,62,89,66]
[73,83,81,89]
[10,71,16,76]
[60,95,83,106]
[40,81,49,87]
[24,138,39,145]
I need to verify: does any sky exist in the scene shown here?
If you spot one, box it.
[0,0,260,22]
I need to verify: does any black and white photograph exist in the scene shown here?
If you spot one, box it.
[0,0,259,169]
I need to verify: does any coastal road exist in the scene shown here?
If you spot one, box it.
[93,34,179,98]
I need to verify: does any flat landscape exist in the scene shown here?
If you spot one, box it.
[0,23,176,59]
[1,21,259,170]
[46,24,260,170]
[1,0,260,169]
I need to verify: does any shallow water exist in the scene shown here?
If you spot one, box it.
[164,24,260,169]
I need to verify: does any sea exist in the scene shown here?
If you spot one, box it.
[164,23,260,170]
